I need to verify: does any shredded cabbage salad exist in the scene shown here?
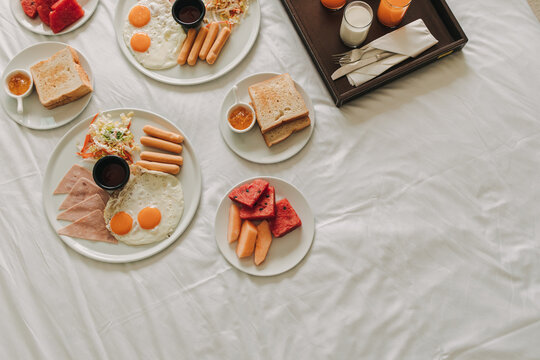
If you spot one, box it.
[77,112,138,163]
[205,0,249,25]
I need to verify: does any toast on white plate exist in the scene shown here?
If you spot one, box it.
[30,46,93,110]
[248,73,309,134]
[262,116,311,147]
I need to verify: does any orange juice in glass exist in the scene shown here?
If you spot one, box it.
[377,0,412,28]
[321,0,347,11]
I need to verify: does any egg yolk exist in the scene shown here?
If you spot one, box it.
[110,212,133,235]
[130,33,151,52]
[129,5,151,27]
[138,207,161,230]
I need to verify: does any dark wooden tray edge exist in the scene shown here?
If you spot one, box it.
[281,0,341,105]
[281,0,469,107]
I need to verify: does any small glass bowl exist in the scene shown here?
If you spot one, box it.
[171,0,206,29]
[227,103,256,134]
[93,155,130,191]
[3,69,33,114]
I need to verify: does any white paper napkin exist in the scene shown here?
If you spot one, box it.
[336,19,438,87]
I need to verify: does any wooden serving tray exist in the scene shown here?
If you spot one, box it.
[281,0,468,106]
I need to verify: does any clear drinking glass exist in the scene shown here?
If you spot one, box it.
[339,1,373,48]
[321,0,347,11]
[377,0,412,28]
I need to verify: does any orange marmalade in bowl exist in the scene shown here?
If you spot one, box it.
[8,72,31,96]
[228,105,254,130]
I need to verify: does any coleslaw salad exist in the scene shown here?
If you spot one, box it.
[205,0,249,25]
[77,112,138,163]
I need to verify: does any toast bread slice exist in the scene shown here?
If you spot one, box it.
[248,73,309,134]
[30,46,93,110]
[261,116,311,147]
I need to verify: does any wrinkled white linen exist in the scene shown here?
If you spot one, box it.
[1,0,540,359]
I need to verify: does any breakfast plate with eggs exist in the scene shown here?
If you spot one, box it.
[42,108,202,263]
[114,0,260,85]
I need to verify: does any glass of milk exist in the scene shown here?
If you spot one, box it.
[339,1,373,48]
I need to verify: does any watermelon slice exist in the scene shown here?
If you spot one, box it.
[239,186,275,220]
[269,198,302,238]
[21,0,38,18]
[49,0,85,33]
[228,179,269,208]
[36,0,56,25]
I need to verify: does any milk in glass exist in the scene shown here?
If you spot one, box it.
[339,2,373,48]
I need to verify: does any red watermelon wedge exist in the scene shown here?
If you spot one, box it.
[21,0,38,18]
[239,186,275,220]
[269,198,302,238]
[36,0,56,25]
[49,0,85,33]
[229,179,269,208]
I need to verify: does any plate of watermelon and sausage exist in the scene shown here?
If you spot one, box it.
[214,176,315,276]
[12,0,99,35]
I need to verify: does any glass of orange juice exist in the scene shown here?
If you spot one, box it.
[321,0,347,11]
[377,0,412,28]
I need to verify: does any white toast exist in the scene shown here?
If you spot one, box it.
[248,73,309,134]
[30,46,93,110]
[261,116,311,147]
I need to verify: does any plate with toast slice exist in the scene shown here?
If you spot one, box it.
[219,73,315,164]
[0,42,94,130]
[11,0,100,36]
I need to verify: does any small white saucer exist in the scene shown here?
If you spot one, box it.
[219,72,316,164]
[0,42,94,130]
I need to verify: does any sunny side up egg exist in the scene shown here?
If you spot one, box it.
[104,166,184,246]
[123,0,186,70]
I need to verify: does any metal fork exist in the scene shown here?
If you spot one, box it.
[332,47,370,65]
[332,45,377,65]
[331,50,354,61]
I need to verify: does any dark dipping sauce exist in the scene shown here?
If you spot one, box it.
[100,163,126,188]
[177,5,201,23]
[93,155,130,191]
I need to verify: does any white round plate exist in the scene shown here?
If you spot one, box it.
[219,73,315,164]
[0,42,94,130]
[215,176,315,276]
[43,108,202,263]
[11,0,99,36]
[114,0,260,85]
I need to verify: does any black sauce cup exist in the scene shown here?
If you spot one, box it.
[172,0,206,29]
[93,155,130,191]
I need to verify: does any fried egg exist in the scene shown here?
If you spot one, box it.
[104,166,184,245]
[123,0,186,70]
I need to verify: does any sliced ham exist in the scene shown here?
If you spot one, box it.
[54,164,93,194]
[57,194,106,221]
[59,177,109,210]
[58,209,117,244]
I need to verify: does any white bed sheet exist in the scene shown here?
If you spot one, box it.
[1,0,540,358]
